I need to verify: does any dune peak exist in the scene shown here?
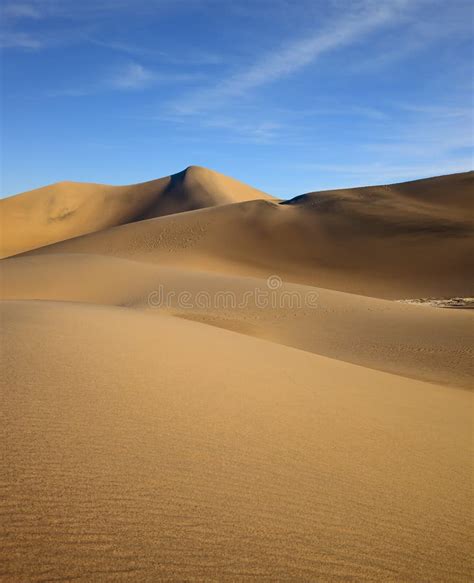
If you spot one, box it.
[0,166,272,258]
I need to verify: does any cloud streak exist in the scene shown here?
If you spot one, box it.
[171,0,414,114]
[110,62,156,90]
[1,1,164,20]
[296,99,473,187]
[301,160,473,181]
[1,3,42,19]
[0,31,43,49]
[47,61,204,97]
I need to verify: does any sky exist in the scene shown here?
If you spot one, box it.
[1,0,473,198]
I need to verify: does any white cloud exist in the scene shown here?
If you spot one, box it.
[0,31,42,49]
[301,160,473,181]
[1,1,159,19]
[288,105,389,121]
[87,37,224,66]
[352,0,474,73]
[1,3,42,19]
[296,100,473,186]
[0,1,171,53]
[201,117,282,144]
[398,104,473,119]
[364,110,474,158]
[47,61,204,96]
[108,62,203,90]
[171,0,414,114]
[110,62,156,90]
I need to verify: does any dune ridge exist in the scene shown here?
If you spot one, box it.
[0,165,272,258]
[17,171,474,298]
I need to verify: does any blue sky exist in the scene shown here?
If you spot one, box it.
[1,0,473,198]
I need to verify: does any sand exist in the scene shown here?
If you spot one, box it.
[12,171,473,298]
[0,166,272,258]
[1,168,473,581]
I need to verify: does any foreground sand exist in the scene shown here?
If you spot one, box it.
[2,300,472,582]
[1,168,473,581]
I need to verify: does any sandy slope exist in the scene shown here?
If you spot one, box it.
[1,300,472,582]
[0,166,272,258]
[19,172,474,298]
[1,254,472,389]
[1,169,473,581]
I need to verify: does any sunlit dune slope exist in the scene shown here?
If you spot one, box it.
[22,171,474,298]
[0,165,272,258]
[1,299,472,582]
[1,254,472,389]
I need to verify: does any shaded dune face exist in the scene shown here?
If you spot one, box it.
[0,165,272,258]
[1,169,473,582]
[139,165,273,219]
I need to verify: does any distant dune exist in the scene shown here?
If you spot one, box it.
[1,168,472,582]
[14,170,474,298]
[0,165,272,258]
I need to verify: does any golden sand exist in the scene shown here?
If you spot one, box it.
[1,168,472,581]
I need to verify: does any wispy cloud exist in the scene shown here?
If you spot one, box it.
[1,1,161,20]
[397,104,473,119]
[1,3,42,19]
[288,105,389,121]
[351,0,474,73]
[170,0,414,114]
[87,37,224,66]
[0,21,97,51]
[109,62,156,90]
[0,31,43,49]
[0,0,172,52]
[199,117,283,144]
[87,38,163,57]
[296,100,473,187]
[363,109,474,158]
[143,107,287,144]
[47,61,204,97]
[300,160,473,182]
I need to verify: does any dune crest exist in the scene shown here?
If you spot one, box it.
[0,165,272,258]
[18,171,474,299]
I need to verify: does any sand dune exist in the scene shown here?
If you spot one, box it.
[1,168,473,581]
[2,300,472,582]
[1,253,472,389]
[0,166,272,258]
[19,171,474,298]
